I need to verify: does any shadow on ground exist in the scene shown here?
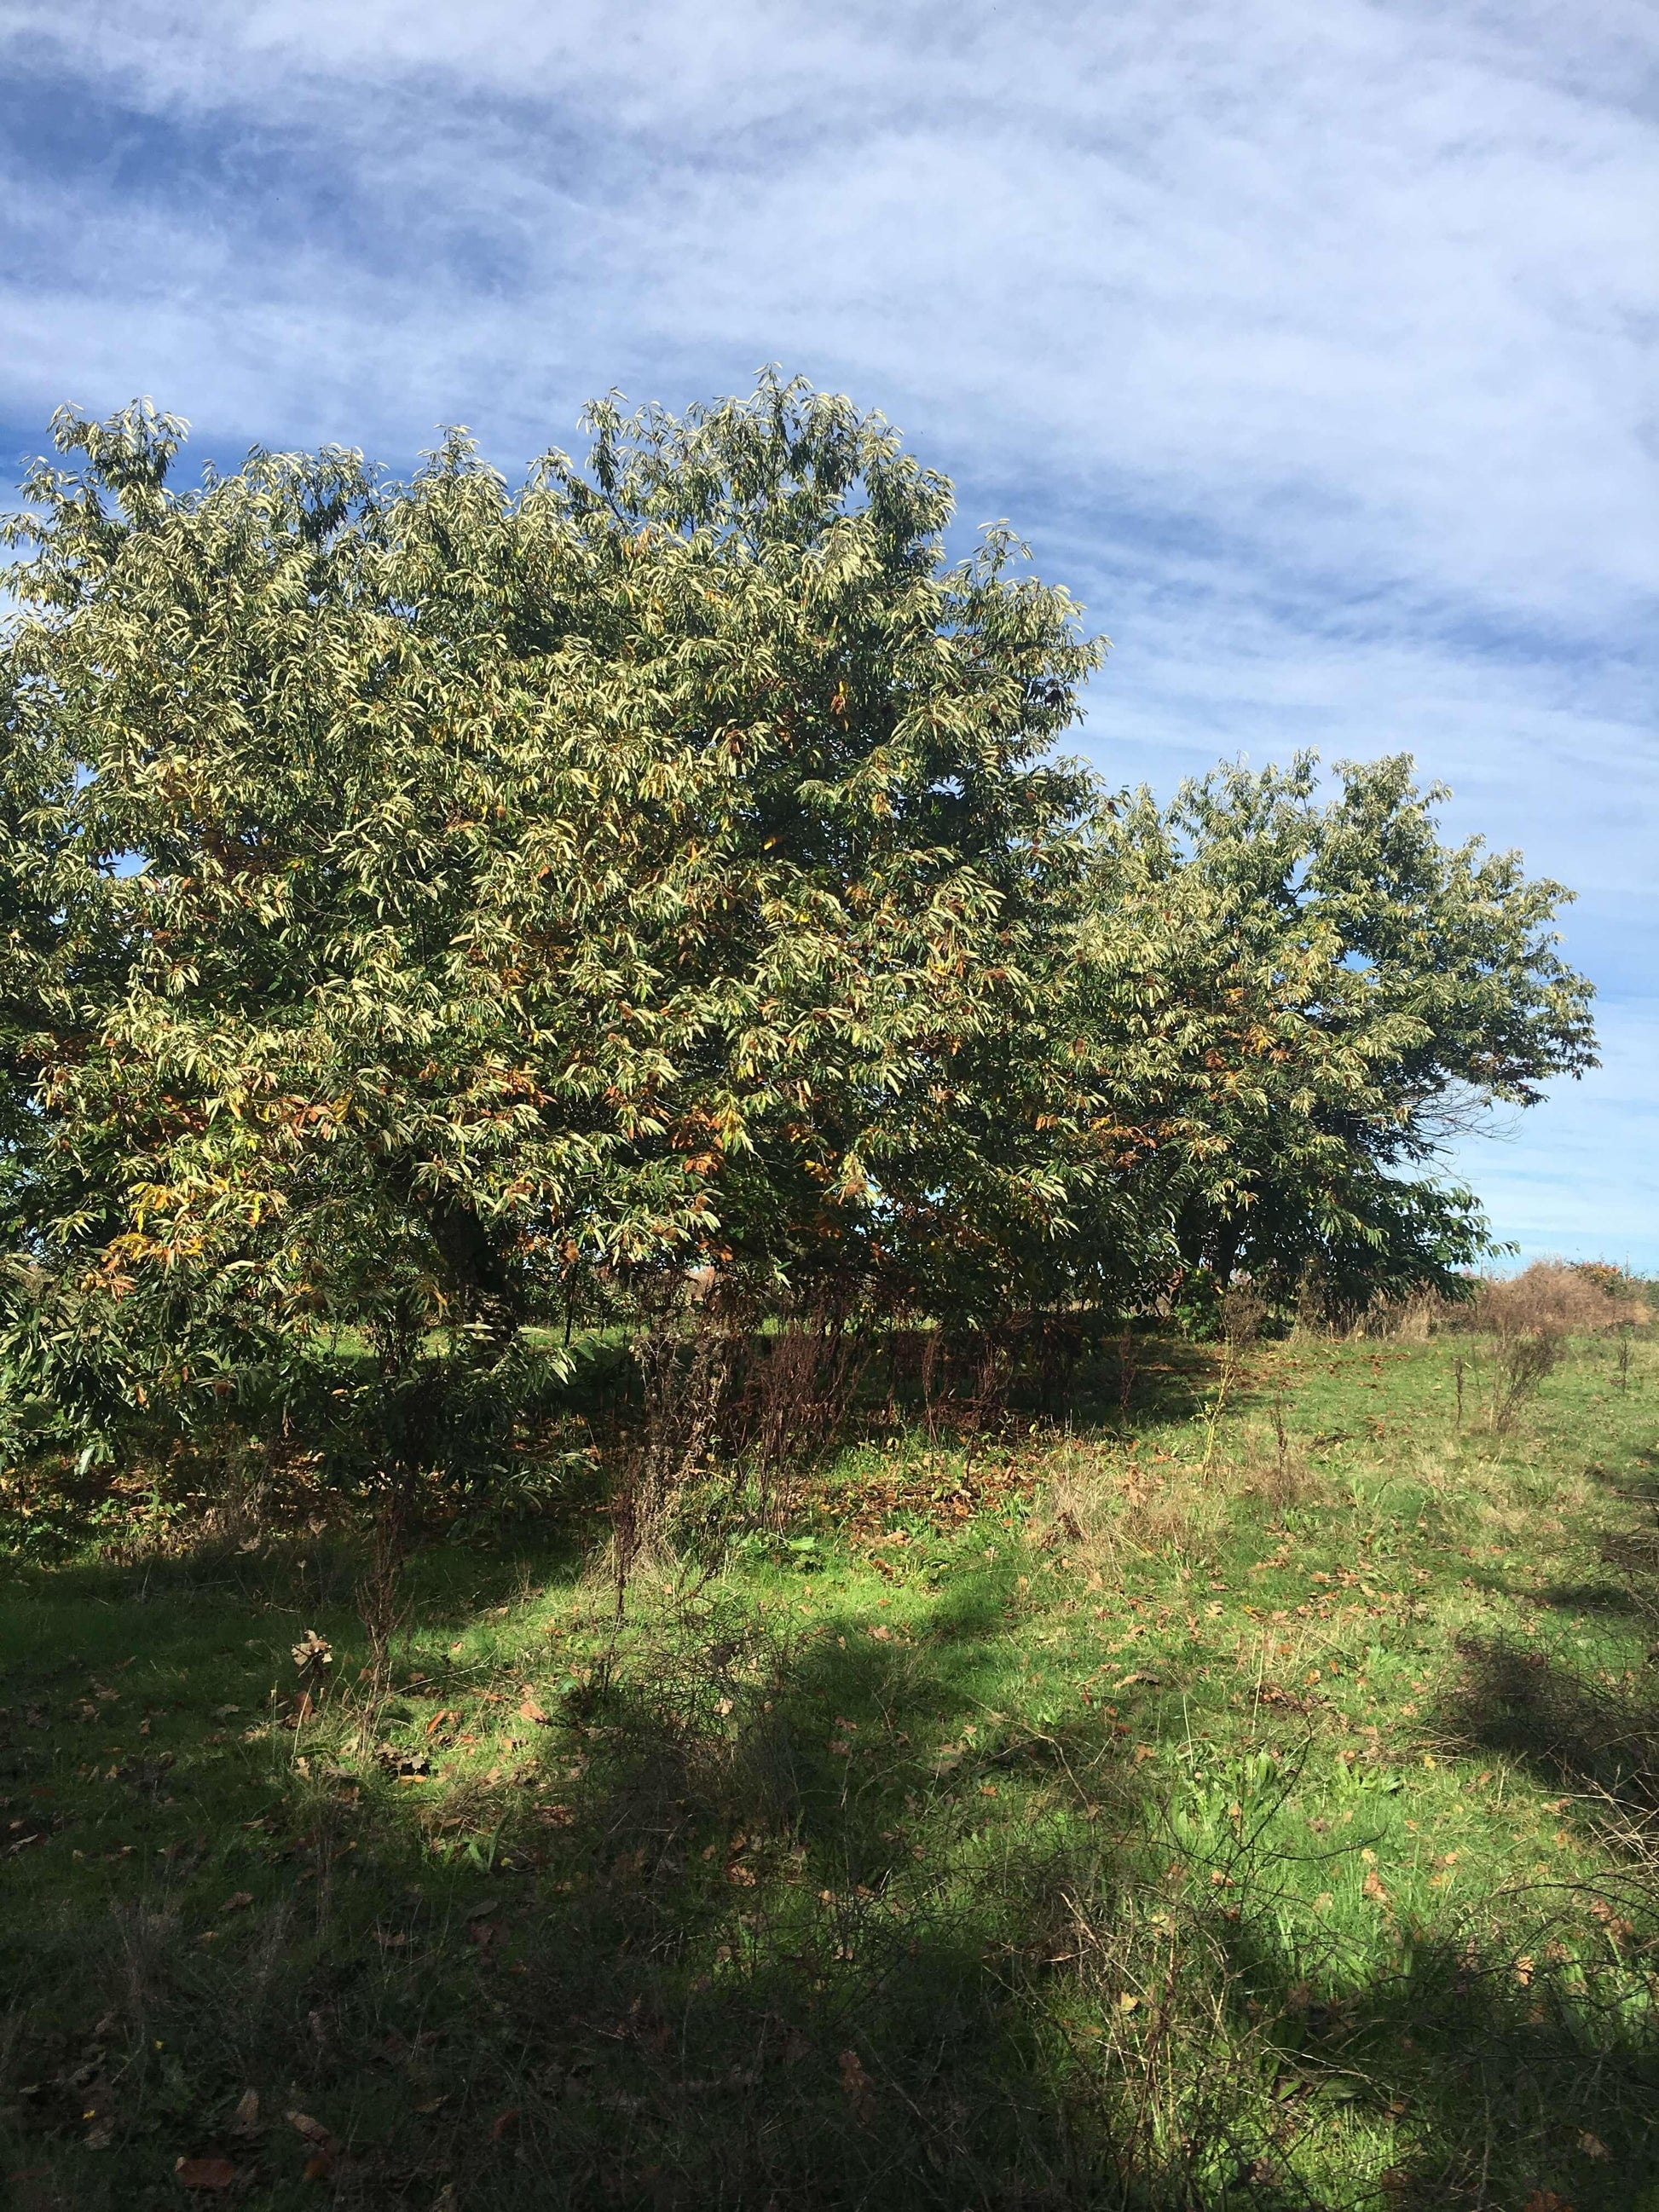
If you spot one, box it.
[3,1528,1658,2210]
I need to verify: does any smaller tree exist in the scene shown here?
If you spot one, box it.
[1064,754,1596,1316]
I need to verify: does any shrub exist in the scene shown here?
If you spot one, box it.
[1469,1261,1650,1341]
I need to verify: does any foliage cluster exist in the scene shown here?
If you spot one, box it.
[0,377,1595,1507]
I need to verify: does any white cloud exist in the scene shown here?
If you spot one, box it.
[3,2,1653,632]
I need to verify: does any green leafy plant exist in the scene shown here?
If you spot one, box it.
[0,378,1103,1507]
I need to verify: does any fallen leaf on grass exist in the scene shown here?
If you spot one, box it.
[175,2158,237,2190]
[231,2089,260,2136]
[286,2110,338,2152]
[837,2048,876,2122]
[1578,2133,1609,2160]
[489,2108,519,2140]
[1361,1869,1390,1905]
[517,1694,549,1726]
[221,1891,253,1914]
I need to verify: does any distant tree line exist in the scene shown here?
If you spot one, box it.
[0,377,1595,1499]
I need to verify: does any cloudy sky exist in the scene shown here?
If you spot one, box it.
[3,0,1655,1263]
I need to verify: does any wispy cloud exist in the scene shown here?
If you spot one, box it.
[3,0,1654,1255]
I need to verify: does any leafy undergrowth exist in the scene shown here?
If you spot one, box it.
[4,1331,1659,2209]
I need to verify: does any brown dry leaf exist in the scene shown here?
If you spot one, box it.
[1361,1869,1390,1905]
[231,2088,260,2136]
[302,2149,337,2182]
[489,2108,520,2141]
[517,1691,549,1725]
[221,1891,253,1914]
[837,2047,876,2121]
[1577,2133,1609,2160]
[1522,2194,1574,2212]
[175,2158,238,2190]
[286,2110,338,2150]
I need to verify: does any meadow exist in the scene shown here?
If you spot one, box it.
[4,1315,1658,2211]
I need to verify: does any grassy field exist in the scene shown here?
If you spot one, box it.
[4,1324,1659,2210]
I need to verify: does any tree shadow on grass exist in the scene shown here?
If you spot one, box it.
[1208,1902,1659,2211]
[5,1549,1659,2210]
[1439,1626,1659,1889]
[1442,1468,1659,1829]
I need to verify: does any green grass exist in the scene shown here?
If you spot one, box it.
[4,1328,1659,2209]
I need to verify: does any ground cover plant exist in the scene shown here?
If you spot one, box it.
[4,1306,1659,2211]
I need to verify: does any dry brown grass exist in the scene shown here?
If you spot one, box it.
[1467,1261,1650,1341]
[1032,1429,1322,1573]
[1335,1262,1650,1348]
[1348,1289,1444,1342]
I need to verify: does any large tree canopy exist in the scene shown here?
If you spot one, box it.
[0,378,1598,1479]
[0,380,1107,1464]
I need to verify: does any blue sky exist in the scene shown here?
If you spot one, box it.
[2,0,1654,1264]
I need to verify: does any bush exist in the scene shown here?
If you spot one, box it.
[1468,1261,1650,1340]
